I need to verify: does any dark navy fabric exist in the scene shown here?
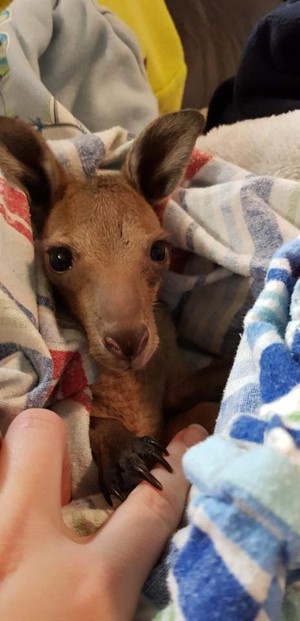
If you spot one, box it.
[206,1,300,132]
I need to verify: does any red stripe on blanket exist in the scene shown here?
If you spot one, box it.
[153,197,169,222]
[0,203,33,242]
[50,350,88,396]
[59,355,88,400]
[51,350,92,413]
[154,151,212,217]
[0,178,31,224]
[71,389,92,414]
[51,349,71,380]
[184,149,212,181]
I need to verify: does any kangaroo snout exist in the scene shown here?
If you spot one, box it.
[104,324,149,364]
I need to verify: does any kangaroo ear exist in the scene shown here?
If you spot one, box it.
[0,116,67,235]
[123,109,204,203]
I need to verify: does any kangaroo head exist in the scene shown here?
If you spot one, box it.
[0,111,203,371]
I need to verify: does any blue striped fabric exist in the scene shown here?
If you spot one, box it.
[156,238,300,621]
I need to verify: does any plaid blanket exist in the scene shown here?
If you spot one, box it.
[2,128,300,617]
[156,238,300,621]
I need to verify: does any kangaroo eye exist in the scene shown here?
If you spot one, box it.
[48,247,73,272]
[150,240,167,263]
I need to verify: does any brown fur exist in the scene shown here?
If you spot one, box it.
[41,176,166,373]
[0,111,230,503]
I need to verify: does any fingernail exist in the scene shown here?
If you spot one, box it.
[182,424,208,447]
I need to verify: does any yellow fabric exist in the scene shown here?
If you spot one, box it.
[0,0,9,10]
[100,0,186,114]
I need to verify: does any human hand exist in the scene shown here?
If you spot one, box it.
[0,409,207,621]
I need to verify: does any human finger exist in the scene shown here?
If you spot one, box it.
[0,409,70,523]
[89,424,207,617]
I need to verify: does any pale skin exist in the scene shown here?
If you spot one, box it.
[0,409,207,621]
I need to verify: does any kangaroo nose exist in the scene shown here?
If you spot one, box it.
[104,324,149,361]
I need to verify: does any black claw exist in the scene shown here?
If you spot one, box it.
[144,436,169,456]
[102,483,113,507]
[111,486,125,502]
[101,480,126,505]
[95,432,171,503]
[132,460,163,490]
[153,453,173,473]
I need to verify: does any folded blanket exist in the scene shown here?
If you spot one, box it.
[155,237,300,620]
[161,152,300,362]
[0,0,157,137]
[205,0,300,131]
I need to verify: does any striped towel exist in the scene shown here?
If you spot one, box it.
[155,239,300,620]
[160,149,300,362]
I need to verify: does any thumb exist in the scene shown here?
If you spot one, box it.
[89,424,207,617]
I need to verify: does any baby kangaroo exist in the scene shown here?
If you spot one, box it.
[0,112,229,504]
